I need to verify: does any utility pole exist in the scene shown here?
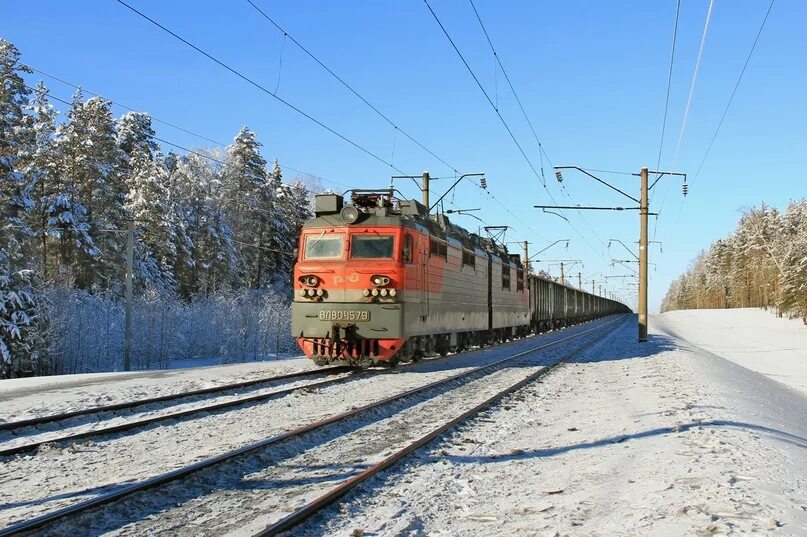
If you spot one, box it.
[639,167,648,342]
[422,171,430,209]
[522,241,529,275]
[124,218,134,372]
[592,279,595,294]
[599,284,603,297]
[540,164,685,343]
[559,262,565,286]
[578,272,582,290]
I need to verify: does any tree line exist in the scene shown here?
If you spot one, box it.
[661,200,807,323]
[1,39,314,377]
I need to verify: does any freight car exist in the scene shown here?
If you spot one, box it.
[292,189,630,366]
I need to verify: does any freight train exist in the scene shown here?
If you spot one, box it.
[292,189,630,366]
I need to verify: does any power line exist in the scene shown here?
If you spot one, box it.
[654,0,714,240]
[245,0,460,177]
[465,0,606,256]
[424,0,604,261]
[25,65,351,189]
[667,0,776,241]
[654,0,682,179]
[26,64,227,147]
[468,0,548,186]
[693,0,775,180]
[671,0,715,168]
[30,83,352,189]
[422,0,545,189]
[115,0,406,175]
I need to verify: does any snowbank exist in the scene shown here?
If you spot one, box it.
[654,308,807,396]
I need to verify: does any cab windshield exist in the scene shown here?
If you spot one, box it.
[304,233,344,259]
[350,235,394,259]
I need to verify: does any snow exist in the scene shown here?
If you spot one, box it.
[297,313,807,536]
[2,313,805,535]
[0,356,314,423]
[655,308,807,396]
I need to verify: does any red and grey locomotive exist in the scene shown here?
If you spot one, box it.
[291,189,629,366]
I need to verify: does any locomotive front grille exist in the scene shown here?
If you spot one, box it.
[312,337,377,358]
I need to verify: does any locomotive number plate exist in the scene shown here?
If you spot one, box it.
[318,310,371,322]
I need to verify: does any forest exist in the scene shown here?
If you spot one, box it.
[661,200,807,322]
[1,39,314,377]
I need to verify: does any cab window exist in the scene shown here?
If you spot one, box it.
[304,233,344,259]
[351,235,394,258]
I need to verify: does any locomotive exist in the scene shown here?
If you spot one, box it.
[292,189,629,366]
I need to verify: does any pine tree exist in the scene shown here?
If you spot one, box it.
[220,127,274,288]
[125,152,177,291]
[0,40,47,377]
[55,93,125,289]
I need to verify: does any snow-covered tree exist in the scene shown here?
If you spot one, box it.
[55,92,125,289]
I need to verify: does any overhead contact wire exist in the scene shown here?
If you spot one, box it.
[115,0,406,175]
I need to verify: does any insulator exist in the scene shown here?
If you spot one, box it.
[682,183,688,196]
[555,170,563,183]
[480,177,487,189]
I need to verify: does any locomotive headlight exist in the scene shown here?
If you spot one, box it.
[371,288,380,297]
[362,289,371,297]
[379,288,388,297]
[340,204,360,224]
[370,275,391,287]
[389,288,397,297]
[299,289,307,297]
[316,288,325,296]
[299,275,319,287]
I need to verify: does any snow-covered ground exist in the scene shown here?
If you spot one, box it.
[298,313,807,536]
[655,308,807,396]
[0,357,315,423]
[0,318,617,531]
[2,312,806,536]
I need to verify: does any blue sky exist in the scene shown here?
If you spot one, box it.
[3,0,804,311]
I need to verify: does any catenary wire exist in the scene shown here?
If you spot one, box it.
[653,0,714,240]
[28,84,352,189]
[653,0,682,190]
[424,0,604,261]
[246,0,460,177]
[115,0,407,176]
[666,0,776,241]
[692,0,776,181]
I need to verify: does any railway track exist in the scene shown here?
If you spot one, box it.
[0,314,628,536]
[0,366,357,458]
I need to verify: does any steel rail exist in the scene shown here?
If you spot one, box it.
[258,315,629,535]
[0,315,626,537]
[0,366,352,433]
[0,372,361,458]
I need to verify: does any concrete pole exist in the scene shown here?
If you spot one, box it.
[639,166,649,342]
[422,171,430,209]
[523,241,529,275]
[124,218,134,371]
[592,279,595,294]
[578,272,582,290]
[560,262,565,286]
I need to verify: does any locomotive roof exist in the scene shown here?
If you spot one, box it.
[308,192,521,267]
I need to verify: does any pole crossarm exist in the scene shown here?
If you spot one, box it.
[608,238,639,261]
[429,172,485,212]
[534,205,640,211]
[647,170,687,191]
[553,165,640,203]
[527,239,570,260]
